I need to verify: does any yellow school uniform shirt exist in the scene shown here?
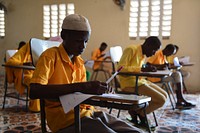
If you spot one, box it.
[91,48,105,70]
[118,44,147,89]
[5,43,40,112]
[5,43,33,95]
[30,44,95,133]
[147,50,166,82]
[167,55,175,64]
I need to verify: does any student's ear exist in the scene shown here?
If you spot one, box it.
[61,30,65,40]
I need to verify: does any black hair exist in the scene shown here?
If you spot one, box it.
[100,42,108,47]
[18,41,26,50]
[164,44,176,56]
[143,36,161,48]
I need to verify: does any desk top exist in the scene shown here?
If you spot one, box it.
[2,64,35,70]
[91,93,151,104]
[60,92,151,113]
[182,62,195,66]
[118,70,172,78]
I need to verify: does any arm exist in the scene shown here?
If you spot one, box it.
[91,49,105,61]
[30,81,108,99]
[146,62,168,70]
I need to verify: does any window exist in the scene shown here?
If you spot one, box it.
[129,0,172,39]
[0,9,5,37]
[43,3,75,38]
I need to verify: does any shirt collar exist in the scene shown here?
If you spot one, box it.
[58,44,85,67]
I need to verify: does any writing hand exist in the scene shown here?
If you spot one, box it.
[82,81,108,95]
[141,65,157,72]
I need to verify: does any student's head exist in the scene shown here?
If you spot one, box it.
[99,42,108,52]
[18,41,26,50]
[163,44,176,56]
[61,14,91,56]
[142,36,161,57]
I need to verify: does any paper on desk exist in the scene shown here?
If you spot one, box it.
[178,56,190,64]
[173,57,181,67]
[59,92,122,113]
[59,92,94,113]
[102,93,122,98]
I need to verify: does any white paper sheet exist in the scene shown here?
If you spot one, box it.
[59,92,122,113]
[59,92,94,113]
[173,57,181,67]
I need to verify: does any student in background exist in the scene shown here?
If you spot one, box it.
[147,44,195,109]
[117,36,168,126]
[5,41,40,112]
[30,14,143,133]
[91,42,109,70]
[167,45,191,93]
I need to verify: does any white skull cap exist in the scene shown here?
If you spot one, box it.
[62,14,91,32]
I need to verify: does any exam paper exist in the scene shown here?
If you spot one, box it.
[59,92,122,113]
[59,92,94,113]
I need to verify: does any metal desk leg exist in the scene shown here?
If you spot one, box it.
[74,105,81,133]
[143,103,151,133]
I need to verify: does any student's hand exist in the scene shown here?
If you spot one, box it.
[141,64,157,72]
[97,54,105,58]
[156,65,168,70]
[82,81,108,95]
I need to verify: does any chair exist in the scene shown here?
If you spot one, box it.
[30,38,60,66]
[108,46,158,127]
[154,78,176,110]
[90,50,112,82]
[2,50,30,111]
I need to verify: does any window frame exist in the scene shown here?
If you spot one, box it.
[0,9,5,38]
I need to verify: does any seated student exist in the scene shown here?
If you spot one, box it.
[29,14,143,133]
[167,45,191,93]
[91,42,110,70]
[117,36,168,126]
[5,41,40,112]
[147,44,195,109]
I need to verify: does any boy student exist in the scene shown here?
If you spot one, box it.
[30,14,143,133]
[147,44,195,109]
[5,41,40,112]
[117,36,168,126]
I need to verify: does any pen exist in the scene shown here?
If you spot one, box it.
[106,66,123,84]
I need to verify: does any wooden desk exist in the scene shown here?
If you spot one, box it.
[2,64,35,70]
[118,70,172,94]
[1,64,35,111]
[73,94,151,133]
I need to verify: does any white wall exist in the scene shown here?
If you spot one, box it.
[0,0,199,92]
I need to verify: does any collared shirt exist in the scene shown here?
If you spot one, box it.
[167,55,175,64]
[30,44,95,132]
[118,44,147,89]
[147,50,166,64]
[91,48,105,70]
[147,50,166,82]
[5,43,34,95]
